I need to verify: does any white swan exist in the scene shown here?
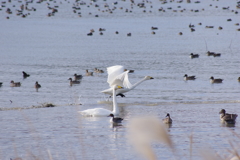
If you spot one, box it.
[79,85,122,117]
[101,65,154,97]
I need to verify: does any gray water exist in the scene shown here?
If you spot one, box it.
[0,0,240,159]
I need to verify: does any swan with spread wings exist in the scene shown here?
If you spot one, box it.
[101,65,154,97]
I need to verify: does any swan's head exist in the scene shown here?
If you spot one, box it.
[210,76,214,80]
[144,76,154,80]
[184,74,188,77]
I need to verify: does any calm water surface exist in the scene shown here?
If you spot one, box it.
[0,0,240,159]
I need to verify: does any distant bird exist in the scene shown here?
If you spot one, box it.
[151,26,158,30]
[74,74,83,80]
[190,53,199,58]
[222,6,229,10]
[0,82,2,87]
[86,69,93,76]
[206,51,215,56]
[108,113,123,125]
[68,78,80,86]
[127,33,131,36]
[99,28,106,31]
[22,71,30,78]
[179,32,183,35]
[238,77,240,82]
[94,68,104,73]
[184,74,196,80]
[162,113,172,124]
[219,109,238,124]
[115,31,119,34]
[124,69,134,73]
[10,80,21,87]
[210,76,223,83]
[205,26,214,28]
[87,32,93,36]
[35,81,41,88]
[97,69,104,73]
[94,68,98,72]
[189,23,195,28]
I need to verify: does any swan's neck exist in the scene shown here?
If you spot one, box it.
[130,78,147,90]
[112,88,119,115]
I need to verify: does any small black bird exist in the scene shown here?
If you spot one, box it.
[108,114,123,124]
[22,71,30,78]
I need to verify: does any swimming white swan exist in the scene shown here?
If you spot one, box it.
[101,65,154,97]
[79,85,122,117]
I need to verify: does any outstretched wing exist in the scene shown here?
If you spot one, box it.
[122,71,133,89]
[107,65,133,89]
[107,65,124,86]
[109,70,133,89]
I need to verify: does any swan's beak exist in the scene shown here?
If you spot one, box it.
[150,77,154,79]
[117,86,123,89]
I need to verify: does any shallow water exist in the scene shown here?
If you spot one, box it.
[0,0,240,159]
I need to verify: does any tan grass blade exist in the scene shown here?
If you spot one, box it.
[127,116,173,160]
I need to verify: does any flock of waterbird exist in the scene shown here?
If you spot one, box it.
[164,109,238,125]
[1,1,239,124]
[0,64,239,125]
[0,68,104,90]
[186,51,240,84]
[77,65,238,125]
[1,0,240,37]
[6,71,42,91]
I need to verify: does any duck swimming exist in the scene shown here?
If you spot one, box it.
[68,78,80,86]
[86,69,93,76]
[74,74,83,80]
[210,76,223,83]
[190,53,199,58]
[162,113,172,124]
[108,113,123,125]
[219,109,238,124]
[184,74,196,80]
[35,81,41,89]
[10,81,21,87]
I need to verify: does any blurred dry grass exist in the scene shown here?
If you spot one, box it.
[127,116,240,160]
